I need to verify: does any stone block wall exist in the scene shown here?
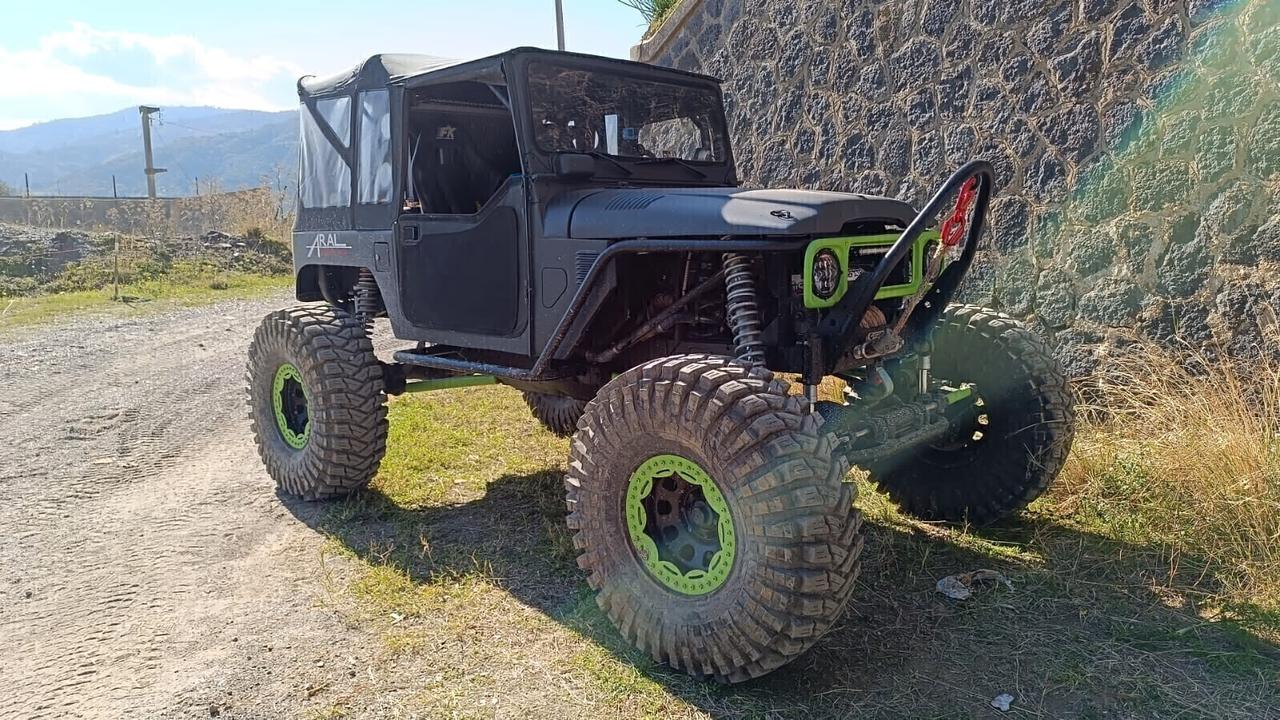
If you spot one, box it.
[637,0,1279,372]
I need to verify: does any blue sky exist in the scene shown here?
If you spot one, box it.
[0,1,648,130]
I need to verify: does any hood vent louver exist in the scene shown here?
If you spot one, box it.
[602,192,664,211]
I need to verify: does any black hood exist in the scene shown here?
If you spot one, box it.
[545,187,917,239]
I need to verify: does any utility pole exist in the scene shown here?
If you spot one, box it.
[138,105,166,199]
[555,0,566,50]
[23,172,29,198]
[111,175,118,199]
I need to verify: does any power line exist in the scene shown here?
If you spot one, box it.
[156,115,222,136]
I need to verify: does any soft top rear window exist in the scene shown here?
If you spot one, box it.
[299,96,351,209]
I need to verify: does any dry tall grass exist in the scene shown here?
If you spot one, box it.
[10,186,292,241]
[1059,337,1280,610]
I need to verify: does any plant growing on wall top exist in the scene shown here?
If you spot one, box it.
[617,0,681,25]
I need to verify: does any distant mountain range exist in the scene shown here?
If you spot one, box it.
[0,106,297,198]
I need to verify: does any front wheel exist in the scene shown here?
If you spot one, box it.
[565,354,863,683]
[246,304,388,500]
[521,391,587,437]
[869,305,1075,525]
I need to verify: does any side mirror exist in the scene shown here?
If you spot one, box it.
[556,153,596,179]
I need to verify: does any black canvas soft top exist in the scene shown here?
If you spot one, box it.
[297,53,466,98]
[296,47,724,99]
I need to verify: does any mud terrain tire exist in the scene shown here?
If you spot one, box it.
[870,305,1074,525]
[566,354,862,683]
[246,304,387,500]
[522,391,587,437]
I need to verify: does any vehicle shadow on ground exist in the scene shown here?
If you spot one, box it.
[284,470,1280,719]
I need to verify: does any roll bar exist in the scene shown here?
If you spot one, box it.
[827,160,995,370]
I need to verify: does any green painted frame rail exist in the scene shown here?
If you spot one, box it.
[400,375,498,394]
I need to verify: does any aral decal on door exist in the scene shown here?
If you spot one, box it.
[307,233,353,258]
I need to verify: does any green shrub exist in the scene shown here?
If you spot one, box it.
[0,275,39,297]
[617,0,680,25]
[44,259,117,293]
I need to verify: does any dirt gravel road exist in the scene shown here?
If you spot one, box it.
[0,297,389,719]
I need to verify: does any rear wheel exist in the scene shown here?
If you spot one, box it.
[566,354,862,682]
[869,305,1074,525]
[246,304,387,500]
[522,391,587,437]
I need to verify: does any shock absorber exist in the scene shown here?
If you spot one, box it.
[688,257,721,335]
[353,267,382,333]
[722,253,766,366]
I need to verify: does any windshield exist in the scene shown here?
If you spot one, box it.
[527,62,729,163]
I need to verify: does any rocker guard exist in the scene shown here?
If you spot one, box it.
[393,160,995,381]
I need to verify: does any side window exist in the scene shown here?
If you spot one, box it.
[403,81,521,215]
[358,90,393,205]
[299,96,351,208]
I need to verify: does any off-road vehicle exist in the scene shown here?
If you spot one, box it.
[247,48,1074,682]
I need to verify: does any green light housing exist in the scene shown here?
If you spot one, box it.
[802,230,941,309]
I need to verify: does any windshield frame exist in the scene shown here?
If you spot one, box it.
[508,54,736,183]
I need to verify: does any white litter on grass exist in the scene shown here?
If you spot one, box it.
[991,693,1014,712]
[936,569,1013,600]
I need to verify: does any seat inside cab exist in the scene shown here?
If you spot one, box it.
[404,81,521,215]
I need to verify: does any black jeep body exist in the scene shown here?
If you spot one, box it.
[290,48,989,393]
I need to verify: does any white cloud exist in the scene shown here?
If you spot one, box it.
[0,21,300,123]
[0,46,153,99]
[40,22,298,92]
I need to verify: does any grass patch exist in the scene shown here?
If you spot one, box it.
[294,343,1279,718]
[375,387,569,509]
[0,270,290,331]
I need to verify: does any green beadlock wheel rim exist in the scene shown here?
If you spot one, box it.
[272,363,311,450]
[625,454,736,596]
